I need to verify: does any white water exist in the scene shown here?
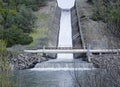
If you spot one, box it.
[31,68,95,71]
[31,59,95,71]
[57,0,75,9]
[57,0,75,60]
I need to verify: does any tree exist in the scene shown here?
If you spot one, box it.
[15,5,36,33]
[87,0,93,3]
[0,0,47,47]
[0,26,33,47]
[92,0,120,38]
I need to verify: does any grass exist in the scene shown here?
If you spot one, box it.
[26,27,48,48]
[34,12,49,22]
[25,10,50,48]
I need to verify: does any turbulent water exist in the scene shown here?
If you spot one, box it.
[57,10,73,60]
[57,0,75,60]
[31,59,94,71]
[57,0,75,9]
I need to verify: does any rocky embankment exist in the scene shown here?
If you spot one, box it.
[9,53,48,70]
[91,54,120,69]
[7,0,56,70]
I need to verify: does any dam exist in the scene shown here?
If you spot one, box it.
[25,1,94,86]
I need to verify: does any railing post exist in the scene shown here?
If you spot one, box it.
[99,52,102,56]
[87,44,92,62]
[43,46,46,57]
[117,52,119,55]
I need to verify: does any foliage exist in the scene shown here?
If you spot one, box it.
[15,5,36,33]
[87,0,93,4]
[0,0,46,47]
[107,7,120,36]
[92,0,120,37]
[0,26,33,47]
[0,40,17,87]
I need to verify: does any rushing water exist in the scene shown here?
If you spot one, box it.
[57,0,75,9]
[57,0,75,60]
[57,10,73,60]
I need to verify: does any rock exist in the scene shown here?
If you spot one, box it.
[9,53,48,70]
[91,54,120,69]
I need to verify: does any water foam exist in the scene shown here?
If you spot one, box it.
[57,0,75,9]
[30,68,95,71]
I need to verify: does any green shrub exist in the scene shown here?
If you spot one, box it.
[19,33,33,45]
[91,12,103,21]
[15,5,36,33]
[0,26,33,47]
[0,0,46,46]
[92,0,120,37]
[87,0,93,4]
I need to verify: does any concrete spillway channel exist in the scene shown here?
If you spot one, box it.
[48,0,83,58]
[57,10,73,60]
[57,0,83,60]
[57,0,75,60]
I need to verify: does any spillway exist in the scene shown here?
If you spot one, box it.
[57,0,75,60]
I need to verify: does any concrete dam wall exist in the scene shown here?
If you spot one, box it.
[71,4,83,58]
[48,5,61,47]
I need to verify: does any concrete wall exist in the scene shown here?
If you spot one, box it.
[48,4,61,58]
[71,5,83,58]
[48,6,61,47]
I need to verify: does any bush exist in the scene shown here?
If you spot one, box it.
[15,5,36,33]
[91,12,104,21]
[87,0,93,4]
[92,0,120,37]
[0,0,46,46]
[19,33,33,45]
[0,26,33,47]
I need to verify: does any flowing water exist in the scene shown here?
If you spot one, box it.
[57,0,75,60]
[57,10,73,60]
[12,60,95,87]
[14,69,97,87]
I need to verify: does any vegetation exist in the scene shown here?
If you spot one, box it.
[25,8,50,48]
[0,0,46,47]
[90,0,120,37]
[27,27,48,48]
[87,0,93,4]
[0,26,33,47]
[0,40,17,87]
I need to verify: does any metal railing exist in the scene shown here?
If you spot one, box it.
[24,48,120,54]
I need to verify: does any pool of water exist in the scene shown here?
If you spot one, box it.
[15,70,77,87]
[14,69,96,87]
